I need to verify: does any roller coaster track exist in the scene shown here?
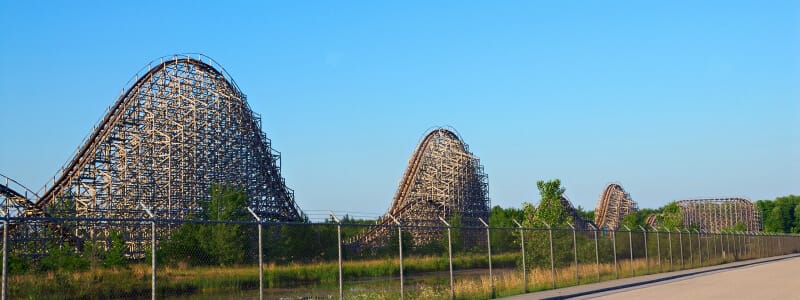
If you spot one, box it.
[0,173,41,217]
[645,213,658,227]
[594,183,637,230]
[7,54,304,253]
[350,127,490,250]
[676,197,762,232]
[1,174,80,250]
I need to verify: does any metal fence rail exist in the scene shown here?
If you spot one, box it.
[2,215,799,300]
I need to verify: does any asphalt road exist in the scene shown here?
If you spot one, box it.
[502,254,800,300]
[595,256,800,300]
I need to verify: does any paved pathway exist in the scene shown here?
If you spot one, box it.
[502,254,800,300]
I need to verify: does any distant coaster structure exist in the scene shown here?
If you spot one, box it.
[528,183,638,231]
[350,127,491,250]
[677,197,762,232]
[594,183,638,230]
[645,198,762,232]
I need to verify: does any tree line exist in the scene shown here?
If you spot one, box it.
[757,195,800,233]
[13,182,797,273]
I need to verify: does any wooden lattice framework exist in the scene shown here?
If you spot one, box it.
[7,54,304,253]
[351,127,490,250]
[677,197,762,232]
[594,183,637,230]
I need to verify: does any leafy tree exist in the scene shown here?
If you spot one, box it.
[758,195,800,233]
[575,205,594,223]
[103,231,128,268]
[722,221,747,232]
[160,222,212,265]
[160,184,253,266]
[794,204,800,233]
[520,179,574,268]
[489,205,524,253]
[441,213,464,253]
[765,206,784,233]
[620,208,658,229]
[386,228,414,256]
[657,202,683,229]
[40,242,89,272]
[525,179,572,227]
[198,185,251,265]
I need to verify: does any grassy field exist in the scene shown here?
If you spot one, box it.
[9,251,741,299]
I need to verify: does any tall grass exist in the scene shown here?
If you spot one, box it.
[8,249,763,299]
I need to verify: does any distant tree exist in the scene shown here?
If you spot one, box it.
[386,228,414,256]
[198,185,251,265]
[620,214,639,229]
[794,204,800,233]
[765,206,784,233]
[525,179,572,227]
[489,205,524,253]
[725,221,748,232]
[103,231,128,268]
[757,200,774,232]
[40,242,89,272]
[620,208,658,229]
[160,184,253,266]
[575,205,594,223]
[520,179,574,268]
[657,202,683,229]
[441,213,464,253]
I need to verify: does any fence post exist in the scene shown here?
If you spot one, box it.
[746,232,751,257]
[639,226,648,274]
[477,218,494,298]
[439,217,455,300]
[329,212,343,300]
[677,229,684,268]
[704,230,710,264]
[665,227,673,271]
[622,225,633,276]
[737,231,748,258]
[767,233,771,257]
[1,208,7,300]
[685,229,693,268]
[754,232,759,258]
[767,233,772,257]
[725,231,731,259]
[138,202,156,300]
[246,208,263,300]
[589,223,600,282]
[611,226,618,279]
[740,232,746,258]
[695,230,701,267]
[542,221,555,289]
[512,220,527,293]
[712,232,718,260]
[743,231,749,259]
[651,226,661,273]
[568,224,578,285]
[388,215,404,300]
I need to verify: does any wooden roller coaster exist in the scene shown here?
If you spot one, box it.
[677,197,762,232]
[3,54,304,254]
[349,127,490,250]
[594,183,638,230]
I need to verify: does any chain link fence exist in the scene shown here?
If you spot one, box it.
[2,216,799,299]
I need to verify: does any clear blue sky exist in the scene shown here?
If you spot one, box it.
[1,1,797,220]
